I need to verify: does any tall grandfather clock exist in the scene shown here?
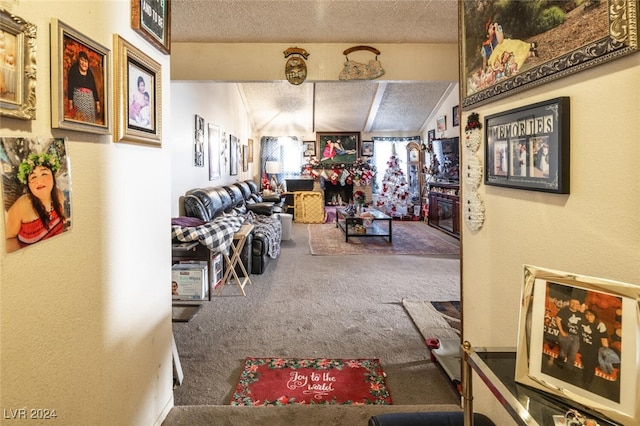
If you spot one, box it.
[406,141,423,217]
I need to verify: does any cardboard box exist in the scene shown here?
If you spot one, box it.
[172,263,208,300]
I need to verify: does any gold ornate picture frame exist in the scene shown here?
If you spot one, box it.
[0,9,36,120]
[51,19,111,134]
[113,35,162,146]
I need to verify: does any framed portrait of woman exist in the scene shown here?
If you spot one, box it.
[0,10,36,120]
[113,35,162,146]
[51,19,111,134]
[0,137,72,253]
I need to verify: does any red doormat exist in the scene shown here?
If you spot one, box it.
[231,357,392,406]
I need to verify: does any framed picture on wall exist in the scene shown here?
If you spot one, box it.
[427,129,435,143]
[208,123,221,180]
[516,265,640,426]
[194,115,204,167]
[361,141,374,157]
[436,116,447,132]
[316,132,359,165]
[303,141,316,157]
[51,19,110,134]
[229,134,238,175]
[247,138,254,163]
[130,0,171,54]
[113,35,162,146]
[484,97,570,193]
[460,0,638,108]
[0,10,36,120]
[452,105,460,127]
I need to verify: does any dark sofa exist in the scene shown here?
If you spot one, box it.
[181,180,283,275]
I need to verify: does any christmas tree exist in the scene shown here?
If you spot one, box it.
[375,144,409,217]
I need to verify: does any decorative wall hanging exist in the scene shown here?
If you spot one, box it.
[338,45,384,80]
[113,35,162,146]
[131,0,171,54]
[283,47,309,85]
[194,114,204,167]
[316,132,360,165]
[0,9,36,120]
[463,112,485,232]
[208,123,220,180]
[485,97,570,193]
[460,0,638,108]
[51,19,110,134]
[229,134,238,175]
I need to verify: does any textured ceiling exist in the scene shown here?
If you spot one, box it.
[171,1,460,135]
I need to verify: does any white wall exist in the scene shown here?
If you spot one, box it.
[1,2,173,424]
[461,52,640,423]
[169,82,255,217]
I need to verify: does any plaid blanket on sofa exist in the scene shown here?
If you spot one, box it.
[171,215,245,254]
[245,211,282,258]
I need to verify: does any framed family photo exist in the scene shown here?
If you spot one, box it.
[484,97,570,193]
[113,35,161,146]
[316,132,359,165]
[436,115,446,132]
[0,9,36,120]
[516,265,640,425]
[460,0,639,108]
[51,19,110,134]
[131,0,171,54]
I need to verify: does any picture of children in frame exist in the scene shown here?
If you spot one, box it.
[542,282,622,403]
[0,29,18,102]
[128,62,153,130]
[318,134,358,165]
[1,137,72,253]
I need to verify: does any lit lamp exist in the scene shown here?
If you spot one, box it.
[265,161,282,191]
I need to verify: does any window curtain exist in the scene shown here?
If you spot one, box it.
[260,136,302,188]
[371,136,421,194]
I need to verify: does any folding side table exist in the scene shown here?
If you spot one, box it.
[219,223,254,296]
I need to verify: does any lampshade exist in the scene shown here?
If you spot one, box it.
[265,161,282,174]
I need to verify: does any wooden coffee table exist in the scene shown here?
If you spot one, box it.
[336,208,392,243]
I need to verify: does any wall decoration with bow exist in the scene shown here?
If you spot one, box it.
[338,46,385,80]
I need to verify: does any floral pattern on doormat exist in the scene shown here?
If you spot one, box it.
[231,357,392,406]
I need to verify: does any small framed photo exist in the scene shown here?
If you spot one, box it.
[51,19,110,134]
[452,105,460,127]
[247,138,254,163]
[229,134,238,175]
[485,97,570,193]
[130,0,171,54]
[316,132,359,165]
[516,265,640,425]
[436,115,447,132]
[208,123,221,180]
[361,140,374,157]
[194,114,204,167]
[427,129,435,143]
[0,10,36,120]
[113,35,162,146]
[303,141,316,157]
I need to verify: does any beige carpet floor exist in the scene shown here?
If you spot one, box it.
[165,221,461,424]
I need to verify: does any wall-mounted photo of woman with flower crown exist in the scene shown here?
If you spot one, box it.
[1,137,72,253]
